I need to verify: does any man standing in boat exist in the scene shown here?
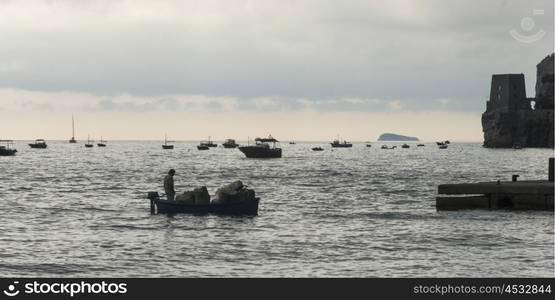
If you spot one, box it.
[164,169,176,201]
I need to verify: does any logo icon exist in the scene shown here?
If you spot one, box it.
[510,9,546,43]
[3,281,20,297]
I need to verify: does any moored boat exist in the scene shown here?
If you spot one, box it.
[330,137,352,148]
[29,139,47,149]
[312,147,324,151]
[69,115,77,143]
[222,139,239,148]
[162,134,174,149]
[0,140,17,156]
[238,135,282,158]
[85,135,94,148]
[97,137,107,147]
[401,144,410,148]
[199,136,217,147]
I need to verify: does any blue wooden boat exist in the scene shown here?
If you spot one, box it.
[147,192,259,215]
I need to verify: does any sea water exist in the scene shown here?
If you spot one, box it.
[0,141,553,277]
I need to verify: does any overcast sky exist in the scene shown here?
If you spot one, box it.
[0,0,553,141]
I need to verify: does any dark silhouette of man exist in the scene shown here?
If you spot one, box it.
[164,169,176,200]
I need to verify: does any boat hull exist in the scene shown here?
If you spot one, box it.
[330,144,352,148]
[162,145,174,149]
[197,146,209,150]
[0,149,17,156]
[222,144,238,148]
[29,144,47,149]
[238,146,282,158]
[155,198,259,215]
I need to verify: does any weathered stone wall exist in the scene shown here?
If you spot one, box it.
[482,109,554,148]
[482,53,554,148]
[535,53,554,109]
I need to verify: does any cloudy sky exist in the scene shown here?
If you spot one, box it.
[0,0,553,141]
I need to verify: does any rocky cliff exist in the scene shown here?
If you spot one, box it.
[482,54,554,148]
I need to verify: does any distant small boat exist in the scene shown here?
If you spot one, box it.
[330,137,352,148]
[162,134,174,149]
[29,139,47,149]
[417,144,425,147]
[401,144,410,149]
[436,142,444,146]
[439,144,448,149]
[197,145,209,150]
[222,139,239,148]
[239,135,282,158]
[312,147,324,151]
[381,145,396,149]
[444,140,450,144]
[97,137,107,147]
[0,140,17,156]
[199,136,217,148]
[85,135,94,148]
[69,115,77,143]
[366,144,372,147]
[289,142,296,145]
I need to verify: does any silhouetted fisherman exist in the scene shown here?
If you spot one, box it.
[164,169,176,201]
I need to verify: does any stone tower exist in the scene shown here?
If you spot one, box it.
[535,53,554,109]
[486,74,528,112]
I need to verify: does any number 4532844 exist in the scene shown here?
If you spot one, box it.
[505,285,551,294]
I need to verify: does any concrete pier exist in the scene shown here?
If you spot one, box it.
[436,158,554,211]
[437,181,554,210]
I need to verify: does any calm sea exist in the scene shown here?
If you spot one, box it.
[0,141,553,277]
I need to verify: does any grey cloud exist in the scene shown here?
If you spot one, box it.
[0,0,552,113]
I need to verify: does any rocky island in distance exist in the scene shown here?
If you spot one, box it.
[377,133,419,141]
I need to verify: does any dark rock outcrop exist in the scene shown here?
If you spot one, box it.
[378,133,419,141]
[482,53,554,148]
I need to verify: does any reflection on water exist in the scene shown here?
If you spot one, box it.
[0,141,553,277]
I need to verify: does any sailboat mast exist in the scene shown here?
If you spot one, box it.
[72,115,75,138]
